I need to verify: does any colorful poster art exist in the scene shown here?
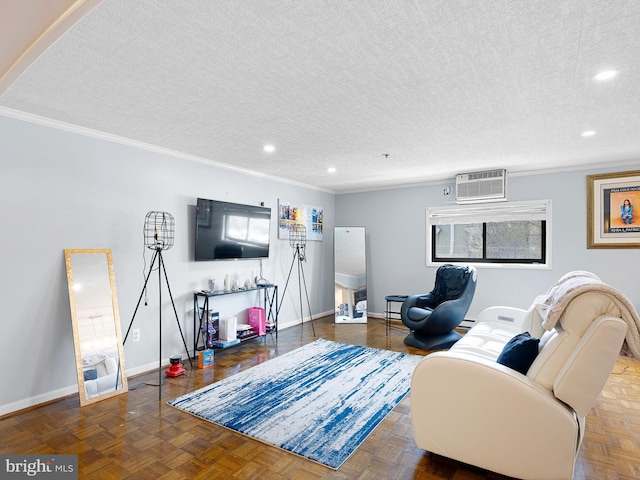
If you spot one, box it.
[278,200,323,241]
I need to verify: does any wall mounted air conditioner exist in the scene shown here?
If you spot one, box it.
[455,169,507,204]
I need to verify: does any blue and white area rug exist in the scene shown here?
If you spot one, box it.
[168,338,423,469]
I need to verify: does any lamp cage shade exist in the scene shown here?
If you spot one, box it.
[144,211,175,250]
[289,223,306,248]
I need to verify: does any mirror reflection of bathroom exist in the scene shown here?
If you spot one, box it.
[334,227,367,324]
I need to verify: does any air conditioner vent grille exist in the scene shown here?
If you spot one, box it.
[456,169,507,204]
[468,170,504,181]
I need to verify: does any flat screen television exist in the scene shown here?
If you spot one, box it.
[195,198,271,261]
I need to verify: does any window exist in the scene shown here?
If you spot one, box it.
[427,200,551,267]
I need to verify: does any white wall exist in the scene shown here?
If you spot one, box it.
[0,115,335,414]
[336,167,640,318]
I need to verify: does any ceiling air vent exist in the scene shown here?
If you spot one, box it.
[455,169,507,204]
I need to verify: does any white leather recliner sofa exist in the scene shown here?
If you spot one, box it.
[83,355,119,398]
[410,272,637,480]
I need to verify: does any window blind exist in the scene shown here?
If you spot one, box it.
[428,200,551,225]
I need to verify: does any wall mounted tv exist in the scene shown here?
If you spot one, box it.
[195,198,271,261]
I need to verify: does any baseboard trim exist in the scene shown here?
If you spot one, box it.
[0,384,78,418]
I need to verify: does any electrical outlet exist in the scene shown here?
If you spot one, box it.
[132,329,140,342]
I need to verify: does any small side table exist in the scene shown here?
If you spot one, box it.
[385,295,408,335]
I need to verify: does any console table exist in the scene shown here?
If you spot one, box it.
[193,284,278,358]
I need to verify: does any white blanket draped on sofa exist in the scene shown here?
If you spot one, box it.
[532,270,640,359]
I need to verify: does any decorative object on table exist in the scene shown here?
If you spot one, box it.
[168,338,423,469]
[224,274,230,292]
[235,323,258,341]
[203,311,219,348]
[208,278,215,292]
[219,316,237,342]
[248,306,266,335]
[277,224,315,336]
[165,355,186,377]
[401,264,477,351]
[122,211,192,400]
[211,338,241,348]
[587,170,640,248]
[255,259,270,286]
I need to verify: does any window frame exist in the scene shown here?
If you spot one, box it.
[426,200,552,269]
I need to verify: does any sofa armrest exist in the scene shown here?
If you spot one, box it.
[411,351,579,480]
[475,306,528,330]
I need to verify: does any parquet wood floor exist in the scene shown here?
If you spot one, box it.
[2,316,639,479]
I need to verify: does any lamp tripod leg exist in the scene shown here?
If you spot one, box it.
[158,251,162,401]
[159,251,193,367]
[297,253,304,339]
[123,249,159,345]
[276,247,298,320]
[297,254,315,337]
[278,244,314,338]
[124,248,193,402]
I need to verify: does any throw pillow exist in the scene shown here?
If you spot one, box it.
[497,332,540,375]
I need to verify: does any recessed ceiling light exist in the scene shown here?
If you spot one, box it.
[593,69,619,81]
[327,167,336,173]
[581,130,596,137]
[263,144,276,153]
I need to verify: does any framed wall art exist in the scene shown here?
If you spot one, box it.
[587,170,640,249]
[278,199,324,241]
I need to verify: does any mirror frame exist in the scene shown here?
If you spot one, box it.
[64,248,128,406]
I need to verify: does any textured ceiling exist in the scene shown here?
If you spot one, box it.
[1,0,640,193]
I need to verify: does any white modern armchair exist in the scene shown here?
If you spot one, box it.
[410,271,639,480]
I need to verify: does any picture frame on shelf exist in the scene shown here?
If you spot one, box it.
[587,170,640,249]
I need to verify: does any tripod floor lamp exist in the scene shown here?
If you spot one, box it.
[123,211,192,400]
[278,224,315,337]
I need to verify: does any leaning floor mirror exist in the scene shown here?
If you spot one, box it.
[334,227,367,324]
[64,249,128,406]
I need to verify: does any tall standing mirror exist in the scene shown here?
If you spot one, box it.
[334,227,367,324]
[64,249,128,406]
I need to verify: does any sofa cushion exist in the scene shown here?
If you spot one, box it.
[497,332,540,375]
[452,322,520,361]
